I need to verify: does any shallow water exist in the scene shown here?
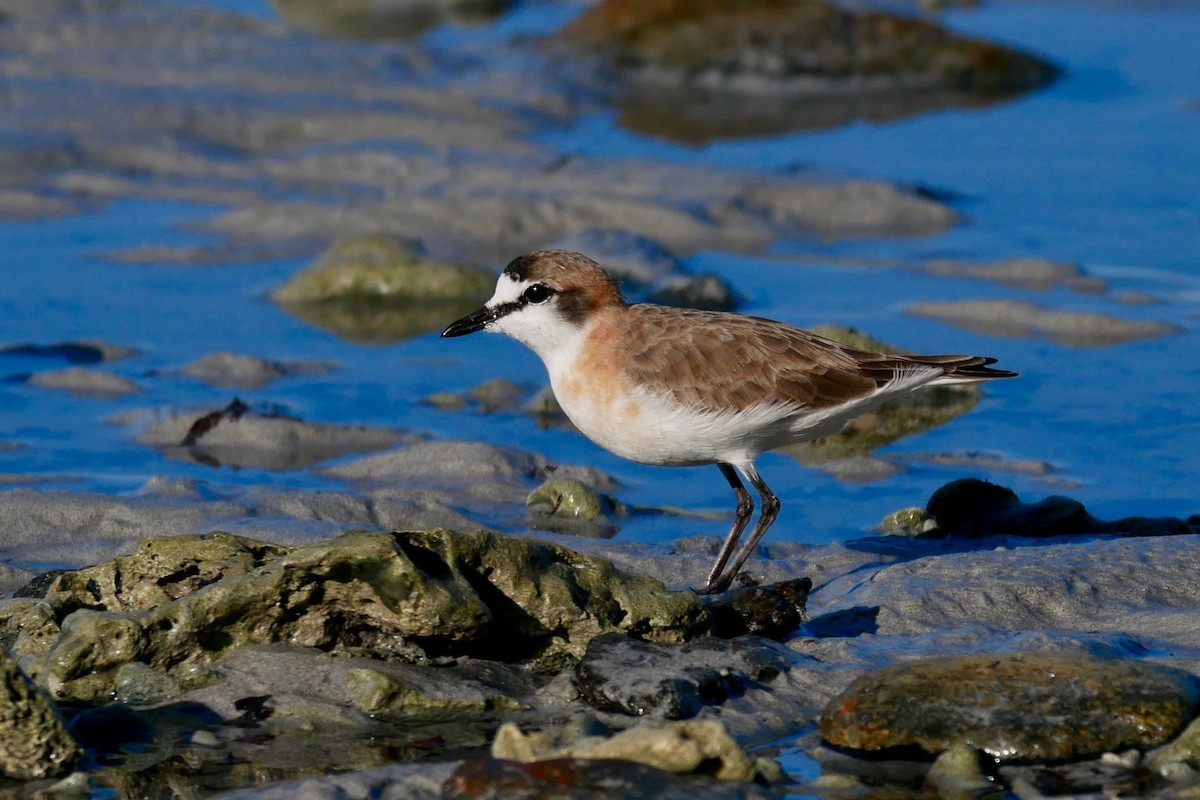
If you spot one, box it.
[0,0,1197,567]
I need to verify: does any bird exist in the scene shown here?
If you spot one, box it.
[442,250,1017,594]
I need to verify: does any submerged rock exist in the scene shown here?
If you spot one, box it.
[0,648,80,780]
[575,633,795,720]
[20,529,708,702]
[444,755,774,800]
[133,400,411,470]
[917,257,1108,293]
[28,366,140,397]
[733,181,960,239]
[271,236,494,343]
[820,652,1200,761]
[180,352,337,390]
[0,340,138,365]
[907,299,1181,347]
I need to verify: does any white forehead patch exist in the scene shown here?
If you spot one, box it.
[486,273,528,309]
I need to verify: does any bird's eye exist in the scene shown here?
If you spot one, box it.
[522,284,553,304]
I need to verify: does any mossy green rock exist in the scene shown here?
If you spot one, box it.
[0,648,80,779]
[271,236,494,342]
[527,479,606,521]
[821,652,1200,761]
[22,529,709,702]
[272,236,493,303]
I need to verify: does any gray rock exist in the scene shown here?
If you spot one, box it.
[181,352,337,390]
[133,404,411,470]
[733,180,960,238]
[907,299,1181,347]
[28,367,139,397]
[917,257,1108,293]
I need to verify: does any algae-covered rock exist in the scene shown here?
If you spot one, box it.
[271,0,508,41]
[346,660,532,722]
[49,531,289,616]
[0,648,80,779]
[560,0,1057,141]
[22,529,709,702]
[781,325,980,465]
[527,478,620,538]
[492,719,761,782]
[562,0,1054,89]
[820,652,1200,761]
[271,236,494,342]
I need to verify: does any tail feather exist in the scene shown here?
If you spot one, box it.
[918,355,1018,384]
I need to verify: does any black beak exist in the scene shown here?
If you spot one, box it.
[441,305,498,338]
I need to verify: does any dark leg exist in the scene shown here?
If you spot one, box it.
[708,463,780,593]
[698,463,754,594]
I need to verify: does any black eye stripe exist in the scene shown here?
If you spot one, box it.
[521,284,554,304]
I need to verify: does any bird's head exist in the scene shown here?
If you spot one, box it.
[441,250,624,357]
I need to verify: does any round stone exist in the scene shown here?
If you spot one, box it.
[820,652,1199,762]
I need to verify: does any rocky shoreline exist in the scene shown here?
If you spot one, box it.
[0,469,1196,797]
[1,0,1197,797]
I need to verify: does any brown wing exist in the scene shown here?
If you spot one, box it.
[617,305,1014,414]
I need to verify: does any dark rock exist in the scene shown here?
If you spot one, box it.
[575,633,795,719]
[820,652,1200,761]
[926,478,1198,538]
[704,577,812,640]
[648,273,738,312]
[0,340,137,365]
[443,756,774,800]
